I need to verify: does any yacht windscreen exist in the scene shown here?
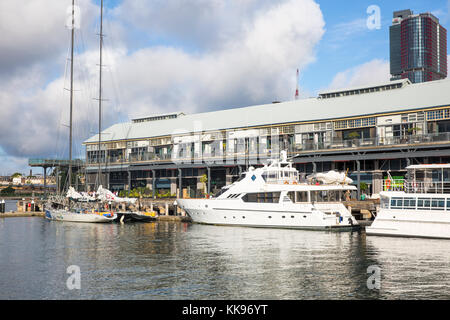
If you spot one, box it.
[213,187,229,198]
[235,173,246,182]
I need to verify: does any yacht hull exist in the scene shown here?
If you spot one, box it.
[115,212,157,223]
[366,209,450,239]
[45,209,116,223]
[177,199,359,231]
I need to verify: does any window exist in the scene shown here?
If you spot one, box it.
[391,197,403,208]
[381,196,390,209]
[334,117,376,130]
[431,198,445,210]
[296,191,308,203]
[426,108,450,121]
[311,190,331,202]
[403,198,416,209]
[417,198,431,209]
[242,192,280,203]
[213,187,229,198]
[287,192,295,202]
[242,193,257,202]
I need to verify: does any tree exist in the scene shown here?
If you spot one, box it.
[11,172,22,178]
[1,185,15,196]
[360,182,368,192]
[348,132,360,139]
[200,174,208,196]
[407,127,422,135]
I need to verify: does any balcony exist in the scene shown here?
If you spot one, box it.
[295,132,450,153]
[86,132,450,167]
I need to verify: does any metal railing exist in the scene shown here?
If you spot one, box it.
[383,179,450,194]
[295,132,450,152]
[85,132,450,166]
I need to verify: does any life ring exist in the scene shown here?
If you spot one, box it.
[284,181,289,185]
[385,179,392,189]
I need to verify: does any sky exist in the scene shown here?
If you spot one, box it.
[0,0,449,175]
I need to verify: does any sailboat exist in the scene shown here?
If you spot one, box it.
[45,0,116,223]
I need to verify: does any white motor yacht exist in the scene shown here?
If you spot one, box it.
[366,164,450,239]
[177,151,359,231]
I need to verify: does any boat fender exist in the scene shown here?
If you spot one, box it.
[120,215,125,224]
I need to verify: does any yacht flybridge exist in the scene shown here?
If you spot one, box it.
[177,151,359,230]
[366,164,450,239]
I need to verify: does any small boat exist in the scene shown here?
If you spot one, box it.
[177,151,359,231]
[366,164,450,239]
[45,208,116,223]
[115,211,158,223]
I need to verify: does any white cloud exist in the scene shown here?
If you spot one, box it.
[326,59,390,91]
[112,0,325,117]
[0,0,98,74]
[0,0,325,170]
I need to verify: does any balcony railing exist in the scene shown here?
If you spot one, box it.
[86,132,450,166]
[295,132,450,152]
[383,179,450,194]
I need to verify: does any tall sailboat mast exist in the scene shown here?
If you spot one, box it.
[97,0,104,188]
[68,0,75,191]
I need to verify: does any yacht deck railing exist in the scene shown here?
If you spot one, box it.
[383,180,450,194]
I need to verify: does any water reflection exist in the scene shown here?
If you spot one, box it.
[0,219,449,299]
[365,235,450,299]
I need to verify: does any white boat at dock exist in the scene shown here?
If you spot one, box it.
[45,208,116,223]
[366,164,450,239]
[177,151,359,231]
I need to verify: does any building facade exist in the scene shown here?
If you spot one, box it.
[390,9,447,83]
[83,79,450,199]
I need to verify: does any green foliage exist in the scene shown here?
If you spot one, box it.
[118,187,175,199]
[407,127,422,134]
[348,132,360,139]
[360,182,368,191]
[1,185,15,195]
[154,190,176,199]
[199,174,208,184]
[11,172,22,178]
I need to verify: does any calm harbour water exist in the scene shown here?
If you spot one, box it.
[0,217,449,300]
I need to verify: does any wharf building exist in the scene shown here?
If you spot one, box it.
[390,9,447,83]
[83,79,450,199]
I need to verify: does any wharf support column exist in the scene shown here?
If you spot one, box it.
[356,160,361,200]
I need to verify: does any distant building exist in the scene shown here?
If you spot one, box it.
[83,78,450,198]
[12,177,23,185]
[390,9,447,83]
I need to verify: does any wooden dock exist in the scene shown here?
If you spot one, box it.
[343,199,379,221]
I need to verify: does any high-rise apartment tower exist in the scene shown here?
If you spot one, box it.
[390,9,447,83]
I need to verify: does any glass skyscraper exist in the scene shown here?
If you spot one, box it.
[390,9,447,83]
